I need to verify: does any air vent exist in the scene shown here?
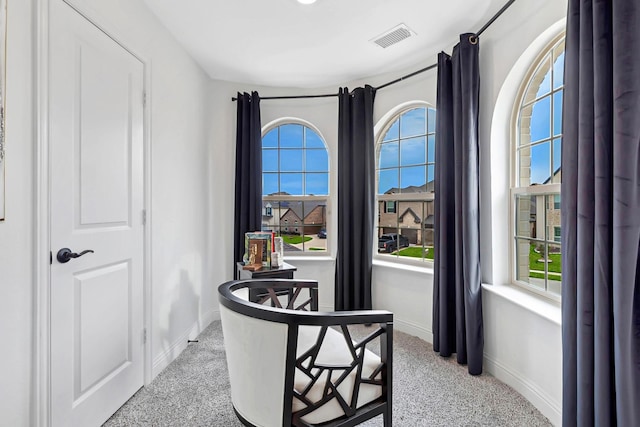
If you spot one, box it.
[371,24,415,49]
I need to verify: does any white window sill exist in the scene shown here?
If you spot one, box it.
[284,255,334,263]
[481,283,561,326]
[373,258,434,275]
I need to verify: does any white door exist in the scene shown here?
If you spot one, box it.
[49,1,145,425]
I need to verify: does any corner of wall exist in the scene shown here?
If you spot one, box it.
[151,309,220,380]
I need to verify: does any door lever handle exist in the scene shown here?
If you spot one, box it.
[56,248,95,264]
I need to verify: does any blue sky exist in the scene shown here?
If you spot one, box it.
[262,124,329,196]
[526,50,564,185]
[378,107,436,194]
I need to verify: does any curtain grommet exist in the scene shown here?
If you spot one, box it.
[469,35,478,45]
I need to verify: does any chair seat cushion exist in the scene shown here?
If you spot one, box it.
[292,325,382,424]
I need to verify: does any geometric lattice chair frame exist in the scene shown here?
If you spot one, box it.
[218,279,393,427]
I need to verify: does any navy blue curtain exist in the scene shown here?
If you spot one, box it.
[432,34,484,375]
[561,1,640,425]
[335,86,376,311]
[233,92,262,276]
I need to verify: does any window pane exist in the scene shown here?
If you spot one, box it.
[518,145,531,186]
[383,118,399,142]
[377,197,434,262]
[515,195,536,239]
[553,138,562,182]
[262,201,282,231]
[280,149,303,172]
[427,165,435,187]
[553,90,563,136]
[280,201,303,246]
[427,135,435,163]
[531,142,551,184]
[305,149,328,172]
[305,173,329,196]
[263,128,278,148]
[545,194,561,240]
[513,39,565,297]
[547,242,562,295]
[305,128,325,148]
[281,173,303,195]
[375,106,436,264]
[302,201,326,251]
[515,238,545,290]
[530,96,551,143]
[378,169,399,194]
[400,165,426,190]
[427,108,436,133]
[400,136,426,167]
[280,124,303,148]
[519,104,533,147]
[379,142,399,169]
[534,57,552,98]
[263,173,278,195]
[262,149,278,172]
[379,200,397,228]
[400,108,426,138]
[553,42,565,90]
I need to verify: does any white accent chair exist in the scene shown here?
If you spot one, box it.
[218,279,393,427]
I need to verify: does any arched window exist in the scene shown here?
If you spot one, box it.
[262,121,329,253]
[512,35,564,297]
[376,105,436,263]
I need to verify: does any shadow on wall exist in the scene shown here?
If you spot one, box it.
[158,269,201,362]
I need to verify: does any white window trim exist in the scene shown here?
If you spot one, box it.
[509,32,565,301]
[374,101,436,268]
[262,118,331,257]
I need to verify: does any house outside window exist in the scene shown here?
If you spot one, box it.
[512,34,564,297]
[376,105,436,263]
[262,121,329,253]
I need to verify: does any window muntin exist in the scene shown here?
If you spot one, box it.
[376,106,436,263]
[262,123,328,253]
[513,36,564,297]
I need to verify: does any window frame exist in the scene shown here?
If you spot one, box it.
[510,33,565,300]
[374,102,436,268]
[261,118,330,257]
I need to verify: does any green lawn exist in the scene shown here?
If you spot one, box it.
[395,246,434,259]
[529,244,562,274]
[282,235,312,245]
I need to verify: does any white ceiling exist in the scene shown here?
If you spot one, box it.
[143,0,507,89]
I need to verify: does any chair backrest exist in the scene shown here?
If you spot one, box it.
[219,278,393,427]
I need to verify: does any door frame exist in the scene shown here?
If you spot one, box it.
[34,0,152,425]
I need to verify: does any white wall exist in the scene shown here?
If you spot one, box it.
[0,0,215,424]
[0,0,35,424]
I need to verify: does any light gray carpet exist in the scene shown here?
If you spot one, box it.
[104,321,552,426]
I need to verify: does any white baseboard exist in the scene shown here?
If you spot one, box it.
[151,308,220,379]
[483,354,561,426]
[393,318,433,343]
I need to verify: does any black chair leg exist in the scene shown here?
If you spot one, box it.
[383,406,392,426]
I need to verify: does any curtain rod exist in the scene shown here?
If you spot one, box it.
[231,0,517,101]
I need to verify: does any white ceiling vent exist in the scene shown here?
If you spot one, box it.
[371,24,415,49]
